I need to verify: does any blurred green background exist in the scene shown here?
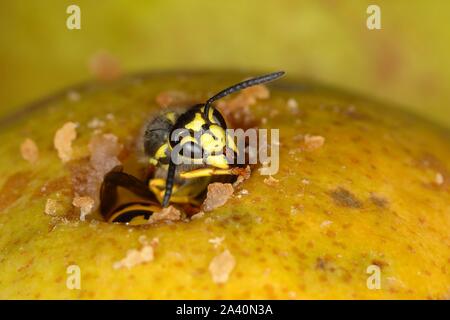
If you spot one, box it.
[1,0,449,127]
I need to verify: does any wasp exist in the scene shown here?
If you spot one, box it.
[100,71,285,224]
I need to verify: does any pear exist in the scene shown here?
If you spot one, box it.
[0,72,448,299]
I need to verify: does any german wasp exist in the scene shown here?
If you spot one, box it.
[100,71,285,224]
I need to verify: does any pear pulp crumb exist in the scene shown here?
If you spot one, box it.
[20,138,39,164]
[208,236,225,248]
[70,133,123,208]
[216,83,269,126]
[87,118,105,129]
[89,51,122,81]
[238,189,249,196]
[209,250,236,284]
[202,183,234,212]
[258,161,271,175]
[435,173,444,185]
[191,211,205,220]
[204,217,214,224]
[155,90,190,108]
[89,133,123,172]
[232,166,251,188]
[147,206,181,224]
[86,133,122,206]
[67,90,81,102]
[72,196,95,221]
[320,220,333,228]
[113,237,159,270]
[303,134,325,151]
[263,175,279,186]
[44,198,64,216]
[54,122,78,163]
[287,98,299,114]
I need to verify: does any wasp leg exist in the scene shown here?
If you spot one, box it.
[152,168,239,206]
[179,167,239,179]
[162,158,177,207]
[149,178,202,206]
[100,166,155,218]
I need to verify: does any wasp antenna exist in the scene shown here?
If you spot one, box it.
[162,159,177,207]
[204,71,285,118]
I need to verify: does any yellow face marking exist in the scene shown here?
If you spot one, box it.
[201,106,219,124]
[165,112,176,124]
[200,106,221,123]
[154,143,169,160]
[210,125,226,143]
[179,167,235,179]
[200,133,217,153]
[205,154,229,169]
[177,154,204,165]
[185,112,206,131]
[201,125,226,153]
[226,132,238,154]
[208,107,216,123]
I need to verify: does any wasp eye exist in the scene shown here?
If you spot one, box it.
[211,109,227,129]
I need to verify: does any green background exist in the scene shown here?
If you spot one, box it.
[1,0,449,127]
